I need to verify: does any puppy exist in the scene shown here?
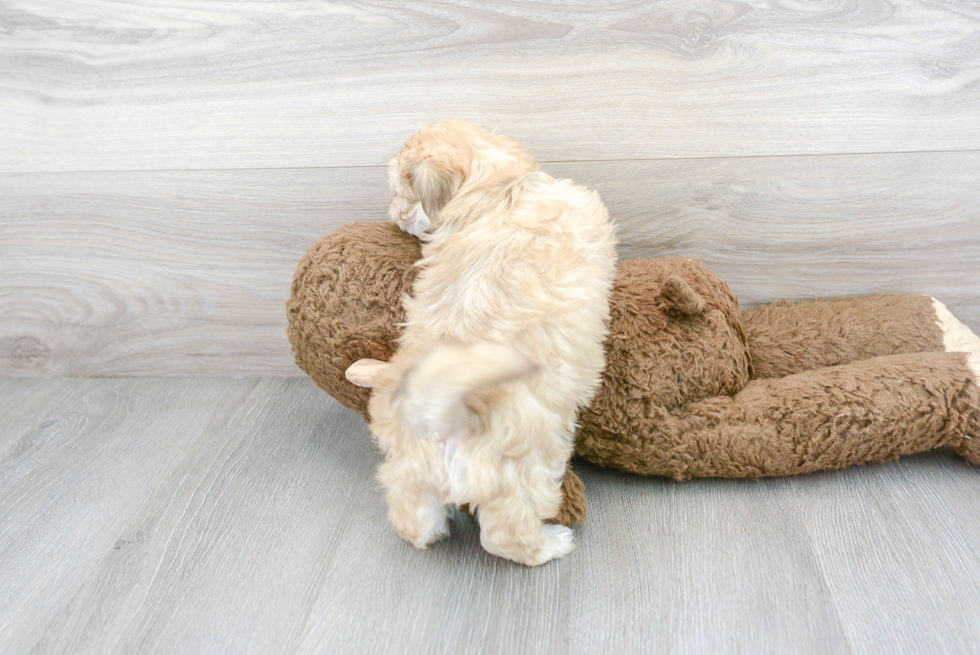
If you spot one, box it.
[346,119,617,566]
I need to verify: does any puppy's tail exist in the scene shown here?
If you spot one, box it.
[395,342,537,440]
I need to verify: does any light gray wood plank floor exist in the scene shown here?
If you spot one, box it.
[2,377,979,655]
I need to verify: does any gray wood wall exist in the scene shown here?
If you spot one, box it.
[2,0,978,376]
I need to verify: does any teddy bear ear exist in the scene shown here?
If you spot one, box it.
[660,275,706,316]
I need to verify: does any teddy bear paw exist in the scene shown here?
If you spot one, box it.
[932,298,980,357]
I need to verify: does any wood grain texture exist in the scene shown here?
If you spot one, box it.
[0,378,81,454]
[27,377,367,655]
[2,0,980,172]
[0,377,249,655]
[560,152,980,323]
[2,150,977,376]
[0,167,389,376]
[2,377,980,653]
[792,456,980,655]
[565,470,851,655]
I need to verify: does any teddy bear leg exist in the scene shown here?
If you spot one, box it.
[598,351,980,480]
[743,294,948,379]
[932,300,980,464]
[932,299,980,358]
[948,355,980,465]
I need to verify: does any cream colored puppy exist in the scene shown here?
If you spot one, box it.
[346,119,617,566]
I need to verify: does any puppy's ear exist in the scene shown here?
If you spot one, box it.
[345,359,393,388]
[660,275,706,316]
[411,158,456,219]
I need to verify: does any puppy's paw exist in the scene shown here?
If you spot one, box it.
[534,524,575,565]
[389,493,450,549]
[479,520,575,566]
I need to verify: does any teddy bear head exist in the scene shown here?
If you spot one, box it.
[574,256,752,460]
[287,222,421,419]
[287,223,752,431]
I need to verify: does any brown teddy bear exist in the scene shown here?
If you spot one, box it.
[287,221,980,525]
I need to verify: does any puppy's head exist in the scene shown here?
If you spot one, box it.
[387,119,537,236]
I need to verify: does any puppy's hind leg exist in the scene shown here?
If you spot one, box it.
[476,471,574,566]
[378,460,450,549]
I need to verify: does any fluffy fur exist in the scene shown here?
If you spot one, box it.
[350,120,617,566]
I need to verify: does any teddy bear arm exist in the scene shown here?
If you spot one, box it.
[742,294,946,380]
[591,351,980,480]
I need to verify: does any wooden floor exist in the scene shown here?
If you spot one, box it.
[2,377,979,655]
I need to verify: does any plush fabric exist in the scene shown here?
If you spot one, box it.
[287,221,980,524]
[287,222,420,417]
[578,351,980,478]
[743,294,945,379]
